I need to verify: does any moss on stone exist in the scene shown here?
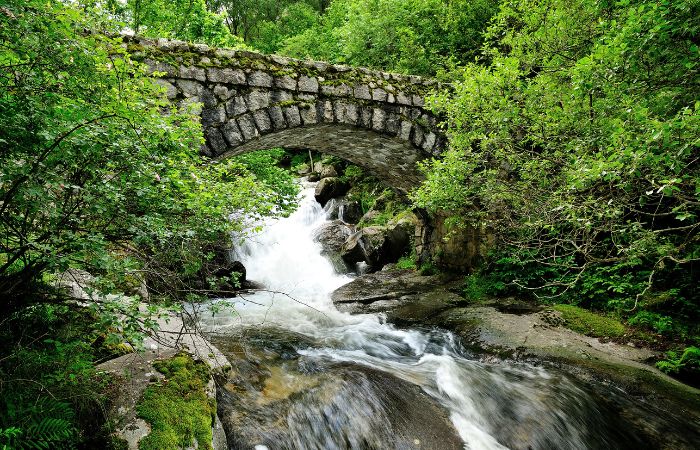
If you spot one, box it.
[553,304,626,338]
[136,353,215,450]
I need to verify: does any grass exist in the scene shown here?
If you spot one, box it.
[136,353,215,450]
[553,304,626,339]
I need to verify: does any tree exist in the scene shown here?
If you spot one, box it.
[0,0,294,313]
[279,0,499,75]
[412,0,700,321]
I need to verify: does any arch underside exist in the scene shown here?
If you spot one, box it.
[221,124,426,192]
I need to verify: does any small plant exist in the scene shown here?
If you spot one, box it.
[462,274,488,303]
[395,255,417,270]
[656,346,700,377]
[419,261,439,276]
[628,311,675,335]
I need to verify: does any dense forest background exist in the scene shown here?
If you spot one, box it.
[1,0,698,447]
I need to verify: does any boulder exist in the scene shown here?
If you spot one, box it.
[314,177,350,207]
[307,172,320,182]
[340,219,414,270]
[320,165,338,178]
[340,231,367,266]
[313,220,354,254]
[325,199,363,224]
[338,200,362,223]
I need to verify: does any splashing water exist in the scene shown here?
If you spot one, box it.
[194,181,648,450]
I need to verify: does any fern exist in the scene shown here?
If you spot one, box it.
[0,397,77,450]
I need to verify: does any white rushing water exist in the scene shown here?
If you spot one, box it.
[194,181,615,450]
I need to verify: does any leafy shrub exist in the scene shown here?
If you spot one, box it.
[395,255,417,270]
[628,312,676,335]
[656,346,700,379]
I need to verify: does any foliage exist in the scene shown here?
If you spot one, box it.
[462,274,489,303]
[103,0,245,47]
[137,354,215,450]
[205,0,328,42]
[279,0,499,75]
[232,149,300,216]
[656,346,700,378]
[412,0,700,333]
[395,254,417,270]
[0,0,289,309]
[0,304,112,448]
[552,305,626,339]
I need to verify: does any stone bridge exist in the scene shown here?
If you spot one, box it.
[124,36,445,192]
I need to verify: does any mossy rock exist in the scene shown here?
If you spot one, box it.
[553,304,626,338]
[137,353,215,450]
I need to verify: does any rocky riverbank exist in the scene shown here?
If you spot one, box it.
[332,269,700,448]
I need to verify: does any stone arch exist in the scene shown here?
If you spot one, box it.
[124,35,446,191]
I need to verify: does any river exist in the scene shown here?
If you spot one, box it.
[192,181,666,450]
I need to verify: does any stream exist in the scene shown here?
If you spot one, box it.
[192,181,676,450]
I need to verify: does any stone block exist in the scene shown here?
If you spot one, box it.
[283,106,301,127]
[154,79,178,99]
[385,112,401,135]
[399,121,412,141]
[248,70,273,87]
[236,114,259,140]
[422,132,436,151]
[412,95,425,107]
[360,107,373,129]
[207,68,246,84]
[354,84,372,100]
[321,83,351,97]
[201,106,226,126]
[299,105,317,125]
[372,108,386,131]
[411,125,425,148]
[179,65,206,81]
[268,106,286,130]
[274,75,297,90]
[145,60,178,77]
[177,79,202,97]
[372,88,388,102]
[204,127,227,155]
[246,90,270,110]
[396,91,412,105]
[298,76,319,93]
[222,120,243,146]
[213,85,232,100]
[253,110,272,132]
[225,96,247,117]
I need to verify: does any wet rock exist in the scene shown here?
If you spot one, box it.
[313,220,354,273]
[320,165,338,178]
[340,231,366,265]
[339,222,413,270]
[314,177,350,207]
[338,200,362,223]
[314,220,354,254]
[324,199,362,224]
[216,362,464,450]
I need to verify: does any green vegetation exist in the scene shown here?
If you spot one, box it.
[657,346,700,378]
[552,305,627,340]
[137,354,215,450]
[2,0,700,443]
[0,304,113,448]
[411,0,700,370]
